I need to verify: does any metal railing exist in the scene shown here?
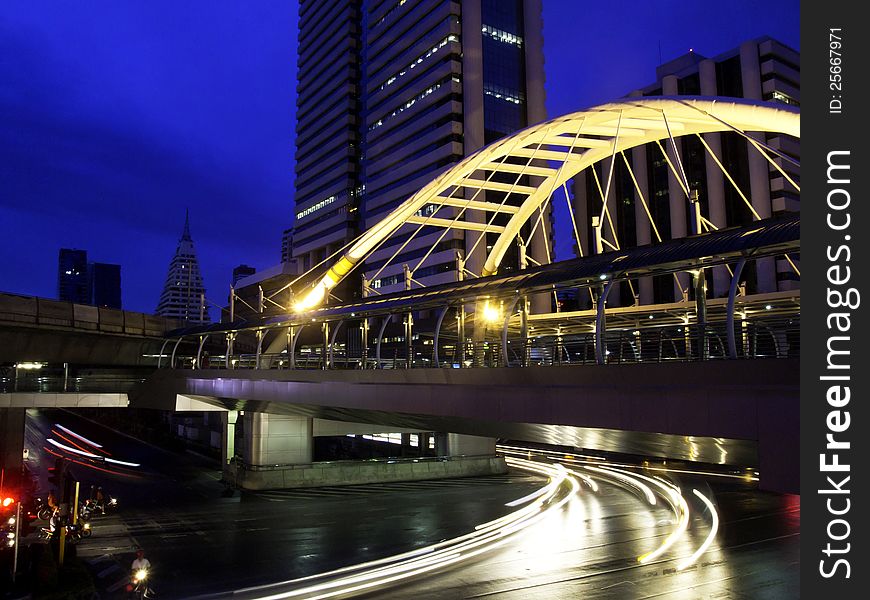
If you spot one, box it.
[166,314,798,371]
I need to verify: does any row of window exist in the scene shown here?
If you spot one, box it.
[377,34,458,93]
[369,75,458,132]
[297,194,338,220]
[483,84,524,105]
[481,24,523,47]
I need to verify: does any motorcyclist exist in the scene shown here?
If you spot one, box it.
[132,548,150,572]
[129,549,153,596]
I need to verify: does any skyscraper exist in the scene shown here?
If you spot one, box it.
[232,264,257,286]
[572,37,800,305]
[156,211,210,324]
[58,249,89,304]
[89,262,122,309]
[291,0,547,296]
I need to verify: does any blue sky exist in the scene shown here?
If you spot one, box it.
[0,1,799,313]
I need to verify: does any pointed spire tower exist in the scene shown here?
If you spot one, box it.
[156,210,210,324]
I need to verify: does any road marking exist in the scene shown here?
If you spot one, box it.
[86,554,113,565]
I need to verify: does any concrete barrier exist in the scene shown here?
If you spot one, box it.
[224,455,508,490]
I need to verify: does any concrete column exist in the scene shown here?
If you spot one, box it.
[0,408,26,490]
[242,413,313,467]
[630,144,654,305]
[662,74,689,300]
[740,41,776,292]
[699,59,730,297]
[461,0,486,280]
[220,410,239,467]
[446,433,496,457]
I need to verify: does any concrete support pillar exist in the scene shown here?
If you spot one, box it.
[445,434,496,457]
[242,413,313,467]
[662,74,689,301]
[220,410,239,467]
[740,40,776,293]
[0,408,26,490]
[630,143,654,305]
[698,59,731,297]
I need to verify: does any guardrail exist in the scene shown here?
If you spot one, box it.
[164,314,798,371]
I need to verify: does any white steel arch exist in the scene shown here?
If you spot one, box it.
[295,96,799,311]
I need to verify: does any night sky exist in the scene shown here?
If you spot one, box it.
[0,1,799,315]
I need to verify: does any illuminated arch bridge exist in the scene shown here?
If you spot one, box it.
[166,96,800,369]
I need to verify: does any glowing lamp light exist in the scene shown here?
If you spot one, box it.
[293,283,327,313]
[482,301,501,324]
[15,362,44,370]
[1,497,13,507]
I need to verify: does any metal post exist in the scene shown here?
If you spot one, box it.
[255,330,263,369]
[455,251,466,366]
[457,308,466,366]
[595,280,615,365]
[258,286,264,314]
[694,269,708,359]
[229,285,235,322]
[12,501,20,582]
[72,481,80,525]
[727,258,747,359]
[591,216,604,255]
[157,339,170,369]
[225,333,234,369]
[170,337,183,369]
[433,305,449,367]
[63,362,69,392]
[321,322,330,370]
[360,319,369,369]
[520,298,529,367]
[403,265,413,368]
[200,293,205,323]
[501,296,520,366]
[361,275,369,369]
[689,189,702,236]
[518,240,530,367]
[375,316,390,369]
[329,320,343,368]
[287,326,295,369]
[196,335,208,369]
[58,519,66,565]
[290,325,305,369]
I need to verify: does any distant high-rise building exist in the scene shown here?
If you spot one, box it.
[232,264,257,286]
[58,249,122,308]
[89,262,122,309]
[572,37,800,305]
[281,228,293,263]
[292,0,548,296]
[156,211,210,324]
[58,249,89,304]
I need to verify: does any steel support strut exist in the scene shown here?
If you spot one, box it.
[595,281,615,365]
[727,258,747,359]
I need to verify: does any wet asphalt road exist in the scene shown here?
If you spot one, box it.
[22,409,799,599]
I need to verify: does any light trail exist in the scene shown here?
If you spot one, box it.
[676,489,720,570]
[227,457,578,600]
[46,438,140,467]
[213,445,720,599]
[55,424,103,448]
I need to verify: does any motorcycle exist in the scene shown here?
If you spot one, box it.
[38,521,91,542]
[32,497,54,521]
[128,566,156,599]
[81,495,119,519]
[66,521,92,541]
